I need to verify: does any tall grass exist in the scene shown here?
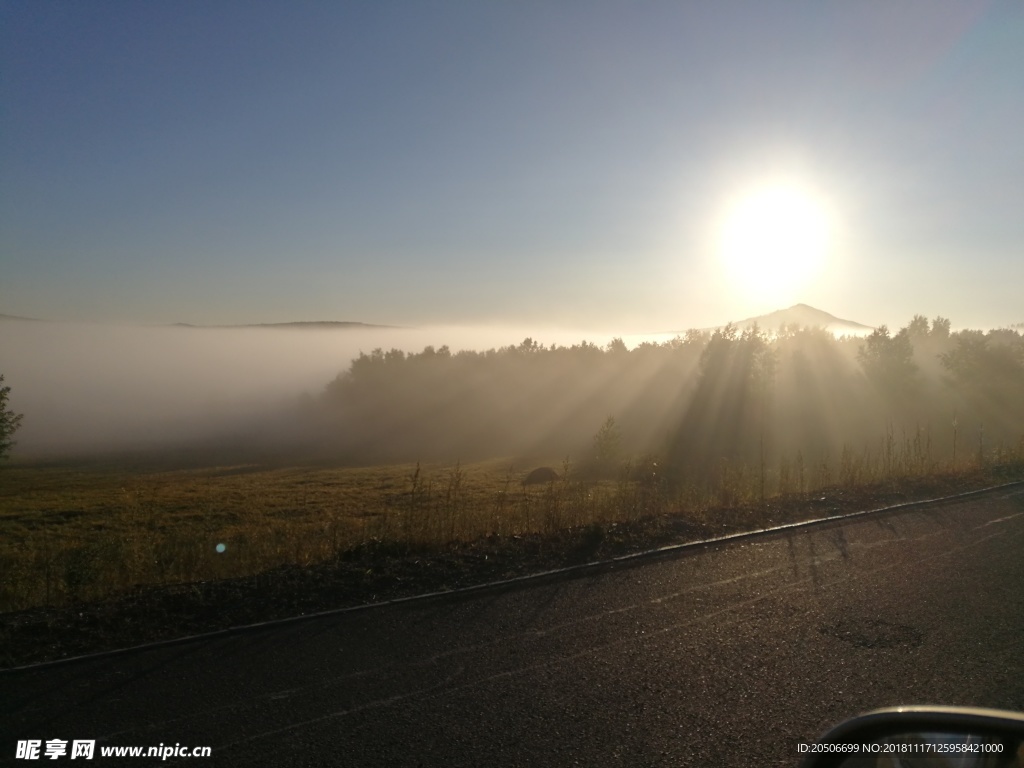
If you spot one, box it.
[2,435,1023,613]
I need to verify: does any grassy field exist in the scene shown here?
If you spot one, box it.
[1,454,652,610]
[2,444,1024,616]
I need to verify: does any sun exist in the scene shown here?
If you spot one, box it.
[717,181,832,305]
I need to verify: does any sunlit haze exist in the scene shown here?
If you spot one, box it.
[0,320,635,455]
[2,2,1022,332]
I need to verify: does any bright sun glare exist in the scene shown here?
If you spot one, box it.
[718,181,832,305]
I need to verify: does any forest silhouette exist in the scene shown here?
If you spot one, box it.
[308,316,1024,490]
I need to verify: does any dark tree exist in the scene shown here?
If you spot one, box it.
[606,337,628,355]
[941,330,1024,404]
[593,416,622,462]
[906,314,930,342]
[668,325,775,472]
[857,325,918,397]
[930,316,951,340]
[0,374,24,462]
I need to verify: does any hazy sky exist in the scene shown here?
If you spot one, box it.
[2,1,1022,332]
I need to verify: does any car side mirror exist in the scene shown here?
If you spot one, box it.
[800,706,1024,768]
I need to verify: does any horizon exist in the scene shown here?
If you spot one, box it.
[1,301,1019,460]
[4,302,1023,343]
[5,301,1021,337]
[2,3,1023,331]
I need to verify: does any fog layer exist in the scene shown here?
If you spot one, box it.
[0,320,625,458]
[5,318,1021,476]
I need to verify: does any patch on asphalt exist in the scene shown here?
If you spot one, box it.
[820,618,923,649]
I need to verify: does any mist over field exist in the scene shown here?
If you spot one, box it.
[4,311,1023,477]
[0,319,630,458]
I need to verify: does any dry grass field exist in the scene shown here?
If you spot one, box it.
[1,455,667,610]
[2,446,1023,667]
[3,441,1023,616]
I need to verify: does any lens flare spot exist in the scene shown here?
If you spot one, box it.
[216,543,226,553]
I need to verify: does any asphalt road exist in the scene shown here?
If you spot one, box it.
[3,485,1023,767]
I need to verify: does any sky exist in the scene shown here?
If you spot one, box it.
[2,0,1023,333]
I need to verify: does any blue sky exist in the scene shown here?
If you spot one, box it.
[2,1,1022,331]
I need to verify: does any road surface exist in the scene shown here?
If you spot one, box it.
[3,484,1023,766]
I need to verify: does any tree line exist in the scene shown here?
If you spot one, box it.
[305,317,1024,475]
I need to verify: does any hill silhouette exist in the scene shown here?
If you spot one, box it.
[170,321,399,330]
[713,304,874,336]
[0,313,42,322]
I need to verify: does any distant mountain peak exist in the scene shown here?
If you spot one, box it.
[715,304,874,336]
